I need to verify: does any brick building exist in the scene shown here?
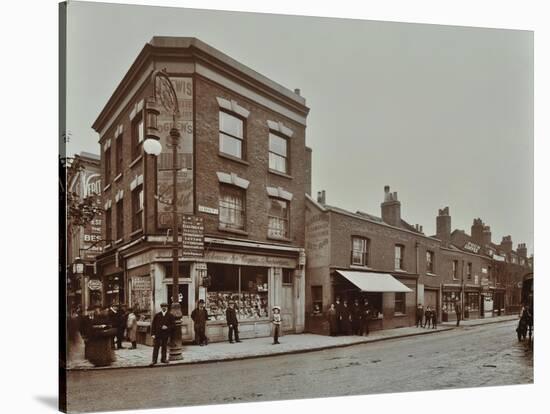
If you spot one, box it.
[305,186,443,334]
[66,152,103,312]
[92,37,309,344]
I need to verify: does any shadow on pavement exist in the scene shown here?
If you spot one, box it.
[34,395,58,411]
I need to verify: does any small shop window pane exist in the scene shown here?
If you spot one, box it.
[282,269,293,285]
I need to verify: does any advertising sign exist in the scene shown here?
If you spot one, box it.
[182,215,204,258]
[156,77,194,228]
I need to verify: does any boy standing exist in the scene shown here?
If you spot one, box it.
[226,300,241,344]
[272,306,282,345]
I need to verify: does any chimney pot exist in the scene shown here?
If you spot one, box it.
[294,88,301,96]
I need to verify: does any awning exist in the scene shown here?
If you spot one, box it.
[336,270,412,293]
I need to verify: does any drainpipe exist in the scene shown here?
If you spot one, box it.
[415,241,419,309]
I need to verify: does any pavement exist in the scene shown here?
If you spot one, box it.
[66,314,518,371]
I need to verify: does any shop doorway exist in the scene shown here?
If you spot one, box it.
[281,284,294,332]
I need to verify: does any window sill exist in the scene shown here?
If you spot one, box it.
[268,169,293,180]
[218,152,249,166]
[114,173,123,182]
[114,238,123,245]
[350,264,371,270]
[129,155,143,168]
[267,235,292,243]
[426,272,437,277]
[103,183,112,192]
[394,268,406,273]
[218,226,248,236]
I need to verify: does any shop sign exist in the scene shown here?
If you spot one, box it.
[205,251,297,268]
[182,215,204,258]
[195,262,207,271]
[88,279,102,291]
[198,205,219,215]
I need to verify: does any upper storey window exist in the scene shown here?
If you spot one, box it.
[219,111,245,159]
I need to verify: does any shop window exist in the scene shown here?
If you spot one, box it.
[282,268,293,285]
[351,237,369,266]
[115,134,123,175]
[269,132,289,174]
[465,292,479,312]
[105,208,112,243]
[268,198,289,238]
[131,112,144,160]
[219,111,245,159]
[131,185,143,231]
[312,285,323,313]
[105,274,123,306]
[166,284,189,316]
[442,291,461,314]
[206,264,269,322]
[394,244,404,270]
[219,185,246,231]
[394,292,406,314]
[452,260,458,280]
[426,250,435,273]
[466,262,472,280]
[104,146,112,181]
[116,199,124,240]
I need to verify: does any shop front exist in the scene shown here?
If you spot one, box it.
[122,243,305,345]
[463,288,481,320]
[441,285,461,322]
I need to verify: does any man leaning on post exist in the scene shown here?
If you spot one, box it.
[150,302,175,366]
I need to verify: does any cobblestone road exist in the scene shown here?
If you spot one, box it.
[66,320,532,413]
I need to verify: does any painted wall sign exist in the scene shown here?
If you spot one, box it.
[182,216,204,258]
[204,251,297,268]
[463,241,481,254]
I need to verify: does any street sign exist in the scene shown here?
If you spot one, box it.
[182,215,204,258]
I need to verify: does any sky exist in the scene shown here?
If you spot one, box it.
[65,1,534,254]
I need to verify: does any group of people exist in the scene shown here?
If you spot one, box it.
[415,304,438,329]
[70,304,140,350]
[190,299,283,347]
[327,297,372,337]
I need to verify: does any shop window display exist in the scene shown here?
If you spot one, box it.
[206,264,269,321]
[442,291,461,313]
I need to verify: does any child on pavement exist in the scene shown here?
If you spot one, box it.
[272,306,281,344]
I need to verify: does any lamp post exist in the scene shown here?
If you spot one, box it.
[143,69,183,361]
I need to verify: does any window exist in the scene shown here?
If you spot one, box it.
[426,250,435,273]
[465,292,479,312]
[207,264,269,321]
[282,269,293,285]
[452,260,459,280]
[105,208,112,243]
[219,111,244,159]
[394,292,406,314]
[269,132,289,174]
[131,185,143,232]
[115,135,123,176]
[312,285,323,313]
[219,185,245,231]
[395,245,404,270]
[268,198,289,239]
[351,237,369,266]
[131,113,144,160]
[116,199,124,240]
[104,147,112,182]
[466,262,472,280]
[487,265,492,281]
[442,291,460,314]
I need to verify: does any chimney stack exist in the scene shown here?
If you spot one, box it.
[294,88,301,96]
[317,190,326,205]
[482,225,492,246]
[436,207,451,244]
[517,243,528,258]
[471,218,484,245]
[500,235,513,254]
[381,185,401,227]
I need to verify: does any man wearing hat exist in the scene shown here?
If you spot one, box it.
[272,306,282,345]
[150,302,175,365]
[226,300,241,344]
[191,299,209,346]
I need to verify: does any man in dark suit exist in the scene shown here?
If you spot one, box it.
[191,299,209,346]
[334,296,343,335]
[226,300,242,344]
[150,303,175,365]
[415,304,424,328]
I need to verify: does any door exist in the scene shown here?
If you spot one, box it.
[424,289,438,317]
[281,285,295,332]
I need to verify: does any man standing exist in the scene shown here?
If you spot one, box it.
[334,296,343,336]
[150,303,175,366]
[107,305,124,349]
[191,299,209,346]
[226,300,241,344]
[351,299,362,335]
[454,300,462,327]
[360,298,371,336]
[416,304,424,328]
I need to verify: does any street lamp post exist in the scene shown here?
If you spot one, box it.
[72,257,86,312]
[143,69,183,361]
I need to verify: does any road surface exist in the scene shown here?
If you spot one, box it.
[66,320,533,412]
